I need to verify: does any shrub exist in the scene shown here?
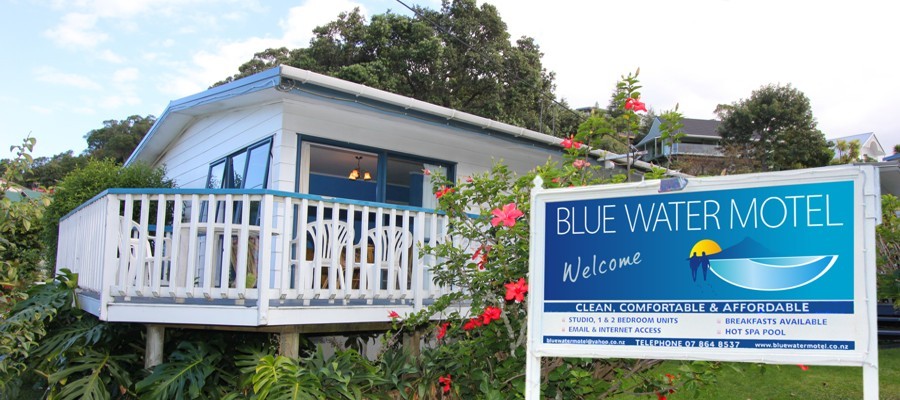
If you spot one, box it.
[41,158,174,268]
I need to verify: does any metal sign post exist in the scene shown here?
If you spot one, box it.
[525,165,880,399]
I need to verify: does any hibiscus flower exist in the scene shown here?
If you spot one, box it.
[491,203,524,227]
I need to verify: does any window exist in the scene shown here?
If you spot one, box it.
[204,138,273,224]
[301,140,453,208]
[206,138,272,189]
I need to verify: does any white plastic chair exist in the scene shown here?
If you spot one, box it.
[300,220,352,290]
[361,226,411,292]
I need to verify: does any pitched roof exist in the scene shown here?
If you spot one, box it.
[127,66,684,175]
[636,118,721,147]
[828,132,876,145]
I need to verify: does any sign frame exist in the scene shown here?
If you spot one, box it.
[524,165,881,399]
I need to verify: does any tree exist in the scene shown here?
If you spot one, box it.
[83,115,156,163]
[216,1,579,136]
[715,84,833,171]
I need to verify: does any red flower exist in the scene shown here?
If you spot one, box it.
[435,186,454,199]
[504,277,529,303]
[551,177,560,183]
[388,310,400,319]
[491,203,524,227]
[572,159,589,169]
[439,374,452,393]
[560,136,583,149]
[625,97,647,112]
[463,317,482,331]
[465,176,473,183]
[798,364,809,371]
[481,306,502,325]
[437,322,449,340]
[656,392,667,400]
[471,245,491,270]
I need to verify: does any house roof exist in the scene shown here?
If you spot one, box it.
[126,66,682,175]
[636,117,721,147]
[827,132,886,159]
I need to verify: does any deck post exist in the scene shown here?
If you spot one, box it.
[144,325,165,368]
[278,330,301,359]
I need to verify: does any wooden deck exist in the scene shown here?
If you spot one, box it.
[57,188,466,331]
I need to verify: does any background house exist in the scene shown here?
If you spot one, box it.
[828,132,886,162]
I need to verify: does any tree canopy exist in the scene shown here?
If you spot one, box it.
[83,114,156,163]
[216,0,579,136]
[715,84,832,171]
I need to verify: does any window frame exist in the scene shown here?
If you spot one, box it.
[296,134,456,206]
[206,137,273,189]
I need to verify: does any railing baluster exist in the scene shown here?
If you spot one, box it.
[386,208,397,300]
[186,194,201,298]
[327,204,339,301]
[169,195,184,298]
[297,198,309,302]
[119,195,135,297]
[151,194,166,297]
[218,194,234,299]
[344,204,355,301]
[136,194,151,296]
[235,194,251,298]
[359,205,370,300]
[413,211,425,309]
[200,194,217,298]
[257,194,274,325]
[373,207,384,299]
[278,196,293,301]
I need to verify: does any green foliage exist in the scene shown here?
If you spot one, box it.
[136,341,229,400]
[0,270,77,393]
[216,0,579,137]
[1,137,50,315]
[41,158,174,267]
[47,349,136,400]
[83,115,156,163]
[877,194,900,307]
[716,83,833,172]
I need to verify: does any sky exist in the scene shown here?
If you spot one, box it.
[3,0,900,160]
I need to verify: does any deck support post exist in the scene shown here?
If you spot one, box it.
[145,325,165,368]
[278,331,301,358]
[403,330,421,357]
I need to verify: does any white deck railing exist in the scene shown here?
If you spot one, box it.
[56,189,457,324]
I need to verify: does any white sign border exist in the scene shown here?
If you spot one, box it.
[524,165,880,399]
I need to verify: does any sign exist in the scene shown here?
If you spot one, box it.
[524,165,881,398]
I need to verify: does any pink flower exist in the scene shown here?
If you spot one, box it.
[625,97,647,112]
[560,136,583,149]
[388,310,400,319]
[490,203,524,227]
[481,306,502,325]
[573,159,589,169]
[465,176,473,183]
[439,374,452,393]
[435,186,454,199]
[437,322,449,340]
[504,278,528,303]
[798,364,809,371]
[551,177,560,183]
[422,168,431,176]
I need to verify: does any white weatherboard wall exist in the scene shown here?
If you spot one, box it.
[282,97,560,182]
[155,103,285,190]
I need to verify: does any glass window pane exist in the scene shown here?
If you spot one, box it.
[208,161,226,189]
[243,142,270,190]
[229,150,247,189]
[308,144,377,202]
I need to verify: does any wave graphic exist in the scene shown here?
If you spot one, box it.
[709,255,837,291]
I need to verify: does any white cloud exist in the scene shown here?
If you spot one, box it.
[97,49,124,63]
[158,0,366,97]
[280,0,367,46]
[44,12,108,48]
[33,66,102,90]
[113,67,140,83]
[30,105,53,115]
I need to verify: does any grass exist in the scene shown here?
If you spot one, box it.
[611,346,900,400]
